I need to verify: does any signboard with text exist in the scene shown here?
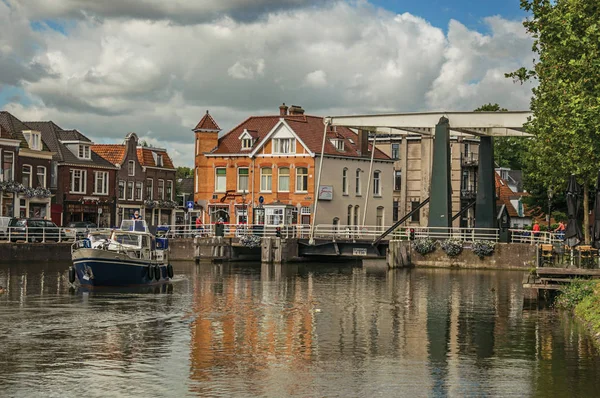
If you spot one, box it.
[318,185,333,200]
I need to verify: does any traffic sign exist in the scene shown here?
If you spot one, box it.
[259,196,264,204]
[186,201,194,209]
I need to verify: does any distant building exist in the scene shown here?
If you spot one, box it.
[193,104,394,227]
[495,171,532,228]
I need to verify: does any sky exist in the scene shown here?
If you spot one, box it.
[0,0,535,167]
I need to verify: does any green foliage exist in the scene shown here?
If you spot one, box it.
[176,166,193,179]
[555,279,598,310]
[440,239,463,257]
[413,238,436,255]
[471,240,496,258]
[574,291,600,336]
[507,0,600,243]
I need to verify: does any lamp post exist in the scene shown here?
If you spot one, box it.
[547,186,554,233]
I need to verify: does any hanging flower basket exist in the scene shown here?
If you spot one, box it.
[0,181,51,198]
[144,199,156,208]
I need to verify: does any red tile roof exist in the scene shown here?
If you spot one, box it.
[211,114,390,160]
[91,144,126,165]
[495,173,531,218]
[136,148,175,169]
[194,111,221,132]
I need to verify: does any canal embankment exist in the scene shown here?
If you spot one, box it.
[555,280,600,346]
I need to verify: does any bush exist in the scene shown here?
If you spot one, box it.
[239,234,261,248]
[440,239,463,257]
[413,238,436,255]
[555,279,598,310]
[472,240,496,258]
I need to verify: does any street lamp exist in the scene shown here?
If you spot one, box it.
[547,186,554,233]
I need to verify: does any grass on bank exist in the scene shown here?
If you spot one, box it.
[555,280,600,336]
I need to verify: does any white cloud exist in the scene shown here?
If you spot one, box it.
[1,1,534,168]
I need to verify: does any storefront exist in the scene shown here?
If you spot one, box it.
[208,204,230,224]
[64,199,112,227]
[117,205,141,226]
[0,191,51,219]
[144,207,174,226]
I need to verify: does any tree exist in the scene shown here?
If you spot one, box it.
[506,0,600,243]
[176,166,193,179]
[474,103,528,170]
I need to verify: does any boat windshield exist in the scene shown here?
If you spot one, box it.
[113,233,141,247]
[120,220,148,233]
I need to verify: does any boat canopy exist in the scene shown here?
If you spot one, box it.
[120,220,149,233]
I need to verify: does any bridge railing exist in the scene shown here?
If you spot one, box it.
[313,225,391,240]
[408,227,499,242]
[509,229,564,245]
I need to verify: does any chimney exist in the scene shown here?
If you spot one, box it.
[279,103,288,116]
[288,105,305,116]
[358,129,370,157]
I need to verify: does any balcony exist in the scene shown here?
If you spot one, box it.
[461,152,478,168]
[460,185,477,199]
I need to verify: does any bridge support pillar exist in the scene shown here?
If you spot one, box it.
[428,117,452,229]
[475,136,497,229]
[262,237,298,263]
[387,240,411,268]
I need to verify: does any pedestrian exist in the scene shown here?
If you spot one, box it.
[533,221,540,240]
[554,220,566,240]
[131,210,142,220]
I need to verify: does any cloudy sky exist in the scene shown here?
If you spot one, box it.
[0,0,535,167]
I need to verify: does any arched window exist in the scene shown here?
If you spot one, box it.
[342,168,348,195]
[376,206,384,227]
[347,205,353,226]
[354,205,360,226]
[373,170,381,196]
[260,168,272,192]
[22,165,32,187]
[355,169,361,195]
[333,217,340,231]
[278,167,290,192]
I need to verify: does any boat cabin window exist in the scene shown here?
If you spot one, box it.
[114,233,141,247]
[120,220,148,232]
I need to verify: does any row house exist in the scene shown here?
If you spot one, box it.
[0,112,53,219]
[375,134,480,228]
[193,104,394,227]
[92,133,177,226]
[25,121,118,227]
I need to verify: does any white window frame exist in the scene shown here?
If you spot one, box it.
[215,168,226,193]
[265,207,284,225]
[166,180,173,200]
[146,178,154,200]
[22,164,32,188]
[78,144,91,160]
[135,181,143,201]
[127,181,134,200]
[94,171,109,195]
[330,139,344,151]
[71,169,87,194]
[260,168,272,192]
[373,170,381,197]
[295,167,308,193]
[23,131,42,151]
[272,138,296,154]
[37,166,47,188]
[118,180,125,200]
[278,167,290,193]
[128,160,135,176]
[355,169,362,196]
[2,151,15,181]
[156,154,163,167]
[158,179,165,200]
[237,168,249,192]
[342,168,348,195]
[242,137,253,150]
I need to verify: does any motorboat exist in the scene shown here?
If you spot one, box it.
[69,220,173,286]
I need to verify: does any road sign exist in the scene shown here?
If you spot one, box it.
[259,196,264,204]
[353,248,367,256]
[186,201,194,209]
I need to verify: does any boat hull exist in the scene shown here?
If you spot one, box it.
[72,248,170,287]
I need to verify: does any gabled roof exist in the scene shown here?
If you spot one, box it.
[210,114,390,160]
[178,177,194,194]
[91,144,126,165]
[23,121,64,160]
[496,173,531,218]
[136,148,175,169]
[193,111,221,132]
[0,111,51,151]
[57,129,91,142]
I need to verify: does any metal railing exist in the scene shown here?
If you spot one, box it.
[409,226,499,242]
[509,229,564,245]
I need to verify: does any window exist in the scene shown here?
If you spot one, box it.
[237,168,249,192]
[272,138,296,154]
[393,200,399,222]
[266,207,284,225]
[354,205,360,226]
[330,139,344,151]
[242,137,253,150]
[128,160,135,176]
[278,167,290,192]
[296,167,308,192]
[127,181,134,200]
[411,200,421,223]
[71,169,87,194]
[37,166,46,188]
[146,178,153,200]
[195,168,199,193]
[347,205,352,225]
[135,182,143,200]
[260,168,272,192]
[3,151,14,181]
[355,169,361,195]
[376,206,384,227]
[158,179,165,200]
[215,168,226,192]
[342,168,348,195]
[167,180,173,200]
[94,171,109,195]
[373,170,381,196]
[394,170,402,191]
[22,165,32,187]
[118,180,125,199]
[156,154,163,167]
[391,143,400,160]
[23,131,42,151]
[78,144,91,159]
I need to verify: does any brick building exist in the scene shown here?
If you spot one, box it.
[193,104,393,227]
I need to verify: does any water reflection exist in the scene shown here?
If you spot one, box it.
[1,261,600,397]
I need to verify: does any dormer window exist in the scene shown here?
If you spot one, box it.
[151,151,164,167]
[23,131,42,151]
[330,139,345,151]
[78,144,91,159]
[242,137,253,150]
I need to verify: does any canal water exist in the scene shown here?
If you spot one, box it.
[1,261,599,397]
